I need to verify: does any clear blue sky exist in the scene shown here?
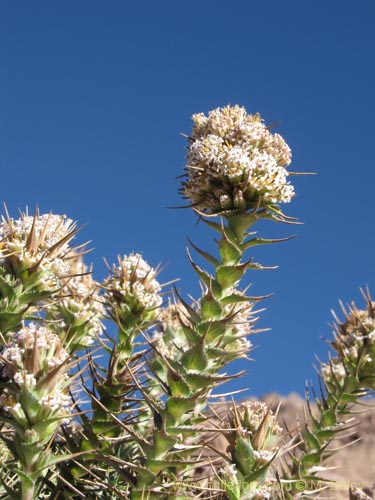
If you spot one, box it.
[2,1,375,396]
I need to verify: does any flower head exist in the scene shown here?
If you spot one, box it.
[0,209,78,290]
[327,294,375,390]
[321,358,347,385]
[152,300,191,357]
[47,256,105,349]
[229,400,282,453]
[222,299,256,354]
[180,105,294,214]
[103,253,162,329]
[0,323,72,424]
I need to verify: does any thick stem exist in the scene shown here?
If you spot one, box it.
[227,212,257,243]
[133,214,265,497]
[21,484,36,500]
[21,468,37,500]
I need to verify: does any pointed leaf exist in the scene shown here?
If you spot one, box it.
[343,375,360,393]
[305,428,321,452]
[166,396,197,421]
[35,450,90,472]
[14,469,36,487]
[247,261,278,271]
[315,429,334,441]
[199,216,223,233]
[242,234,296,250]
[320,409,337,429]
[301,451,322,468]
[216,264,246,289]
[153,431,177,458]
[185,370,245,390]
[234,436,256,475]
[173,286,200,323]
[218,237,242,266]
[188,237,219,267]
[168,375,191,398]
[181,343,208,371]
[186,248,212,287]
[180,324,201,344]
[201,293,222,321]
[243,459,274,484]
[198,319,227,341]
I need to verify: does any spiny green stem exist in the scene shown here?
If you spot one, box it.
[133,212,277,497]
[282,367,370,496]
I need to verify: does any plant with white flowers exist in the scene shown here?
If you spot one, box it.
[0,105,373,500]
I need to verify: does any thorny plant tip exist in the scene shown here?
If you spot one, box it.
[0,105,372,500]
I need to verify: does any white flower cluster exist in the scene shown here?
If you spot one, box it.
[104,253,162,324]
[220,401,282,500]
[0,212,76,286]
[252,484,273,499]
[219,462,273,499]
[224,300,255,353]
[152,301,191,358]
[253,449,275,465]
[324,301,375,389]
[49,257,105,346]
[337,308,375,362]
[181,105,294,212]
[0,323,71,417]
[321,359,347,383]
[236,400,282,433]
[152,298,254,368]
[219,462,238,483]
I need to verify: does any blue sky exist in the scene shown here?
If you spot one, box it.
[2,1,375,396]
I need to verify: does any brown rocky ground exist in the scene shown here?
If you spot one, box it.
[196,393,374,499]
[262,393,375,500]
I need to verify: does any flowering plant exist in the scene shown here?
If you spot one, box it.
[0,105,373,500]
